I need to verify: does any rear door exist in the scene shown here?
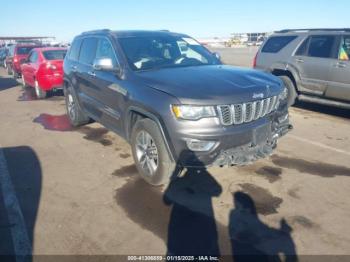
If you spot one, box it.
[23,51,38,86]
[293,35,337,95]
[326,34,350,101]
[75,37,100,117]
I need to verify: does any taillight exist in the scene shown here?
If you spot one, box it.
[13,57,18,63]
[46,63,57,70]
[253,52,258,68]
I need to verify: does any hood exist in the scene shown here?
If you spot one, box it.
[135,65,283,105]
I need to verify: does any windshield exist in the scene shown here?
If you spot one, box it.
[118,35,220,71]
[43,50,67,60]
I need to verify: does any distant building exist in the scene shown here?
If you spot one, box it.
[196,37,231,48]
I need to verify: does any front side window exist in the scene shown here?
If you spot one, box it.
[95,38,117,66]
[118,35,220,71]
[261,36,297,53]
[295,37,309,56]
[79,38,98,65]
[338,35,350,61]
[308,35,335,58]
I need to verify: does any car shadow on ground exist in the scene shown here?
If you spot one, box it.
[294,100,350,119]
[17,86,64,102]
[115,155,298,261]
[0,76,18,91]
[0,146,42,261]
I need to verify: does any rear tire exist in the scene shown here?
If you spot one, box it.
[7,65,13,75]
[65,85,90,127]
[279,75,297,107]
[34,80,47,99]
[21,75,28,88]
[13,71,19,79]
[131,118,175,186]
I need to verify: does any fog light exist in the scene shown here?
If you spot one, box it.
[185,139,217,152]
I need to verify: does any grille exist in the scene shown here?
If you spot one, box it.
[217,96,278,126]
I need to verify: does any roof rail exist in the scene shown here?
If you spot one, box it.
[81,29,111,35]
[276,28,350,33]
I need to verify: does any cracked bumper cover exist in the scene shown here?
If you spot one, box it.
[213,112,292,166]
[172,110,292,167]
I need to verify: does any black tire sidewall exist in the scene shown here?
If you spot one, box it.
[65,85,89,127]
[279,76,297,107]
[131,119,175,186]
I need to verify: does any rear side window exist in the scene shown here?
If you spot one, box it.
[68,38,82,61]
[262,36,297,53]
[308,36,335,58]
[295,38,309,56]
[28,51,38,63]
[43,50,67,60]
[79,38,98,65]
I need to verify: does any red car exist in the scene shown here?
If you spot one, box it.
[6,44,42,78]
[21,47,67,99]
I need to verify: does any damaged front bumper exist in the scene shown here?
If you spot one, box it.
[213,112,292,166]
[174,110,292,167]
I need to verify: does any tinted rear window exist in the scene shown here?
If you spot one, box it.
[295,38,309,56]
[43,50,67,60]
[16,46,36,55]
[262,36,297,53]
[79,38,98,65]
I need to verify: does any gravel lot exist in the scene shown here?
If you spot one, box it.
[0,49,350,261]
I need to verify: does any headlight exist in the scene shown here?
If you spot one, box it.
[279,87,288,101]
[172,105,216,120]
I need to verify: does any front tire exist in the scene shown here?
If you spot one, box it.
[34,80,47,99]
[279,75,297,107]
[131,118,175,186]
[64,85,90,127]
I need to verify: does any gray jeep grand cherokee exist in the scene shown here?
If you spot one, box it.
[63,29,291,185]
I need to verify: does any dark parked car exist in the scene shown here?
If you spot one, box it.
[254,28,350,109]
[0,48,8,67]
[64,29,291,185]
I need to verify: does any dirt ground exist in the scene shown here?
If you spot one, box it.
[1,49,350,261]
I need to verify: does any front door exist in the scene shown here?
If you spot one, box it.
[88,37,126,135]
[294,35,337,95]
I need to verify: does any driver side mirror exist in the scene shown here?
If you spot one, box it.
[93,58,120,74]
[213,52,221,61]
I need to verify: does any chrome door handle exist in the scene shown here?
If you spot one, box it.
[87,71,96,77]
[295,58,304,63]
[335,62,347,68]
[71,65,77,72]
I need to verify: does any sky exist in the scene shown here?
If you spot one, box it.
[0,0,349,42]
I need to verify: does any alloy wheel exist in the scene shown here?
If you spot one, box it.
[67,93,76,121]
[135,130,159,176]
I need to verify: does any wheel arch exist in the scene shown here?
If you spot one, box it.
[271,68,299,93]
[125,106,175,162]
